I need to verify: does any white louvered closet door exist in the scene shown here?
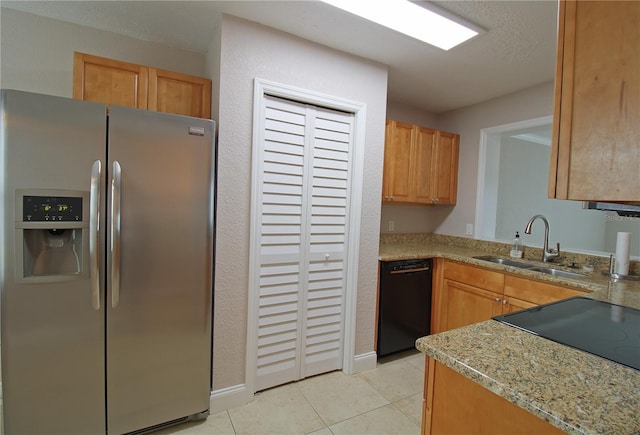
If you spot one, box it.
[254,95,353,392]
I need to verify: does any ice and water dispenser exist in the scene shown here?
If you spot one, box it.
[16,190,89,281]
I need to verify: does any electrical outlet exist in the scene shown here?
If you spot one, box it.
[466,223,473,235]
[389,221,395,232]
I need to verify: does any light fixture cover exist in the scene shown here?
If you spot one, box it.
[322,0,479,50]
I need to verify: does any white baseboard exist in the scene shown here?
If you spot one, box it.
[209,384,252,414]
[351,351,377,373]
[209,353,377,414]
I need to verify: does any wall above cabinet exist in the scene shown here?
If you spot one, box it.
[73,52,212,119]
[382,120,459,206]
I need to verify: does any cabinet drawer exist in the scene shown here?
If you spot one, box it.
[443,261,503,293]
[504,275,586,306]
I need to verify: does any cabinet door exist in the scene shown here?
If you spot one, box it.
[382,120,414,202]
[550,0,640,201]
[413,126,437,204]
[148,68,212,119]
[73,52,148,109]
[432,131,459,205]
[442,280,502,331]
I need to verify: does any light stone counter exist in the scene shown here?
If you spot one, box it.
[416,315,640,434]
[379,233,640,295]
[386,234,640,434]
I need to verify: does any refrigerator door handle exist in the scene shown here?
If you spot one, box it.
[111,161,122,308]
[90,160,102,310]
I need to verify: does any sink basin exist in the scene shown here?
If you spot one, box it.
[473,256,535,269]
[529,267,586,279]
[473,256,586,279]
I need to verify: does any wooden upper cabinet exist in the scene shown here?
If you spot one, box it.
[148,68,211,119]
[383,120,415,203]
[73,52,148,109]
[382,120,459,205]
[73,52,212,119]
[432,130,459,204]
[549,1,640,201]
[413,126,438,204]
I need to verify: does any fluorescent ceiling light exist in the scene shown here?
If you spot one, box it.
[321,0,479,50]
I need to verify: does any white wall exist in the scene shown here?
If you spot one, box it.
[435,81,555,237]
[211,15,388,391]
[0,8,206,97]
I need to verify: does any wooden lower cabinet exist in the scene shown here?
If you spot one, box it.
[422,359,564,435]
[423,259,589,434]
[436,260,587,332]
[441,280,503,330]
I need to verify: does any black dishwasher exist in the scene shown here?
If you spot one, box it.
[377,259,433,357]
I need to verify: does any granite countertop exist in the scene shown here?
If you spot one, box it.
[379,233,640,295]
[388,234,640,434]
[416,316,640,434]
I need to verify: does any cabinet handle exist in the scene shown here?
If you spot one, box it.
[495,297,501,302]
[503,299,508,305]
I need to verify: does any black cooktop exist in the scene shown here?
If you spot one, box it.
[493,297,640,371]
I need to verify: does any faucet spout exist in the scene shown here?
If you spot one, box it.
[524,214,560,262]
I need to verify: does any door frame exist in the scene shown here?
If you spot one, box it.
[246,78,366,394]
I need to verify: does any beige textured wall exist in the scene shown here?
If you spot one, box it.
[434,81,555,237]
[213,15,388,391]
[381,83,555,238]
[0,8,205,97]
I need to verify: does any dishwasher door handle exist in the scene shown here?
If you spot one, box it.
[389,266,431,274]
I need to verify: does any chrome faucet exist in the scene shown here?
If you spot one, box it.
[524,214,560,262]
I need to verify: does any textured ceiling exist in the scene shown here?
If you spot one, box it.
[1,0,559,114]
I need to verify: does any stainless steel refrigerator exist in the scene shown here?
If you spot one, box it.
[0,90,215,434]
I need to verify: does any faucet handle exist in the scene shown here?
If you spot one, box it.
[554,242,560,254]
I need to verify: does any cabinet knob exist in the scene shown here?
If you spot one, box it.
[325,254,330,260]
[495,297,501,302]
[503,299,508,305]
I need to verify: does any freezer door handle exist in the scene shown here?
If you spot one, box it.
[89,160,101,310]
[111,161,122,308]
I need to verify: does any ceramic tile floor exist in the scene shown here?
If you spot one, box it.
[157,350,425,435]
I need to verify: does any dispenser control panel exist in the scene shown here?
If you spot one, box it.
[23,196,83,222]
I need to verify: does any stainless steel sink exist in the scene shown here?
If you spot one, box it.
[473,256,586,279]
[529,266,586,279]
[473,256,535,269]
